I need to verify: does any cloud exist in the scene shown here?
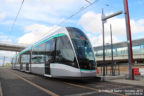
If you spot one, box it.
[5,0,17,3]
[1,0,86,24]
[0,35,12,43]
[131,19,144,33]
[0,51,16,65]
[0,13,6,20]
[78,11,144,46]
[0,51,15,58]
[18,24,60,44]
[79,11,102,34]
[78,11,126,36]
[0,20,13,25]
[5,0,76,3]
[86,33,119,47]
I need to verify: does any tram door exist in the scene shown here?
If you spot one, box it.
[45,38,55,75]
[20,63,23,70]
[25,52,30,72]
[26,63,29,71]
[20,55,23,70]
[45,60,50,74]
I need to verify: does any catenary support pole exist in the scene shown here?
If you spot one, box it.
[123,0,133,80]
[102,9,105,76]
[3,56,5,67]
[101,9,122,77]
[110,24,115,76]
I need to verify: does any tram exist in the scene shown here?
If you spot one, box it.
[11,27,97,78]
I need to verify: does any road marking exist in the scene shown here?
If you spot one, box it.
[64,82,127,96]
[11,71,59,96]
[66,91,97,96]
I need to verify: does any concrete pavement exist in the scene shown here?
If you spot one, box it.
[108,79,144,87]
[0,67,49,96]
[0,67,144,96]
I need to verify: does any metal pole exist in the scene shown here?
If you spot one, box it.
[102,11,123,21]
[110,24,115,76]
[101,10,122,77]
[106,48,107,75]
[15,52,17,69]
[3,56,5,67]
[118,63,120,75]
[101,64,102,74]
[123,0,133,80]
[102,9,105,76]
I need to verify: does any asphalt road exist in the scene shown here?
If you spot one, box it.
[0,67,143,96]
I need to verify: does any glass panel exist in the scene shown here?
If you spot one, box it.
[55,35,77,67]
[133,45,141,54]
[45,38,55,62]
[45,38,56,74]
[32,43,45,64]
[21,51,30,64]
[67,28,96,70]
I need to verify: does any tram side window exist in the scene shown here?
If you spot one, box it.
[13,57,16,65]
[11,58,13,65]
[32,43,46,64]
[17,56,20,64]
[55,36,75,66]
[16,56,18,64]
[21,54,30,64]
[13,58,15,64]
[18,55,21,64]
[45,38,55,62]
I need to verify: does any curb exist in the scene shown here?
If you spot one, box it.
[108,79,144,87]
[0,81,3,96]
[99,75,127,81]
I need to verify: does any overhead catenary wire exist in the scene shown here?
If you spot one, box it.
[6,0,99,44]
[85,0,92,4]
[58,0,99,26]
[7,0,25,40]
[38,0,100,42]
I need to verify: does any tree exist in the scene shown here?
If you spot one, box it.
[4,62,11,66]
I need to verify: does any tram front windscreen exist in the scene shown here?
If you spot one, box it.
[67,28,96,70]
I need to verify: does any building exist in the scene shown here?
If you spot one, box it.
[94,38,144,65]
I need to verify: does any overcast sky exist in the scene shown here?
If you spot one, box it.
[0,0,144,64]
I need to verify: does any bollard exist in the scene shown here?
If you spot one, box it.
[97,68,99,74]
[132,68,140,80]
[132,68,134,80]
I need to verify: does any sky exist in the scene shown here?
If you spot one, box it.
[0,0,144,64]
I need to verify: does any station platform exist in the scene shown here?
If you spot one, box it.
[99,74,144,87]
[99,75,127,81]
[108,79,144,87]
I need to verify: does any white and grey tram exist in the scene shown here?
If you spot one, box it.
[11,27,98,78]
